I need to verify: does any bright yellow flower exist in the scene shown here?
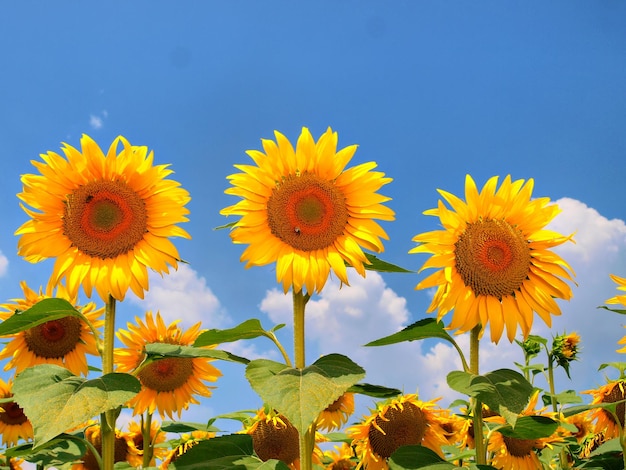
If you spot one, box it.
[347,394,450,470]
[70,421,133,470]
[16,134,190,301]
[411,174,575,343]
[159,430,214,469]
[115,311,222,419]
[221,127,394,294]
[0,281,103,376]
[316,392,355,432]
[606,274,626,353]
[485,391,560,470]
[0,379,33,447]
[583,380,626,439]
[126,419,168,467]
[323,442,356,470]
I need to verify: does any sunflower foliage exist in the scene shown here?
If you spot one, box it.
[2,132,626,470]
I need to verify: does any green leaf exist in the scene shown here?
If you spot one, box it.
[563,398,626,418]
[160,421,220,433]
[362,253,414,273]
[144,342,250,364]
[170,434,290,469]
[214,221,238,231]
[388,445,454,469]
[589,437,623,456]
[496,415,559,439]
[6,434,87,468]
[447,369,534,426]
[12,365,141,448]
[541,390,583,406]
[599,305,626,315]
[0,298,89,336]
[245,354,365,436]
[348,383,402,398]
[364,318,455,347]
[194,319,271,346]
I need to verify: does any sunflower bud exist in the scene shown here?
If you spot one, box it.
[551,332,581,378]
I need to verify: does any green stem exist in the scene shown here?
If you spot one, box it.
[293,290,312,470]
[264,331,292,367]
[142,412,154,468]
[470,325,486,466]
[101,295,117,470]
[547,357,569,469]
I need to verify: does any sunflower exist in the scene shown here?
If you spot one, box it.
[0,281,103,376]
[71,421,133,470]
[16,134,191,301]
[244,408,301,468]
[485,391,560,470]
[0,379,33,447]
[159,430,215,469]
[126,419,168,467]
[410,174,575,343]
[0,455,24,470]
[606,274,626,353]
[323,443,357,470]
[317,392,355,432]
[347,394,450,470]
[221,127,394,294]
[583,380,626,439]
[115,311,222,419]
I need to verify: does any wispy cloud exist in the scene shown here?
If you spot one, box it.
[89,110,108,130]
[0,251,7,277]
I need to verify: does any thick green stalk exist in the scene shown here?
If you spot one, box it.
[101,295,117,470]
[470,325,486,465]
[293,290,312,470]
[142,412,154,468]
[547,357,569,469]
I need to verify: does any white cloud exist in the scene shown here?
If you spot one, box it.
[0,251,7,277]
[89,110,108,130]
[130,264,229,329]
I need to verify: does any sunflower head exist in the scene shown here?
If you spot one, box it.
[323,443,357,470]
[584,380,626,439]
[348,394,450,470]
[316,392,355,432]
[221,126,394,294]
[71,421,132,470]
[159,430,214,469]
[0,281,103,376]
[411,174,575,343]
[115,311,222,419]
[125,419,168,467]
[244,408,300,466]
[16,135,190,301]
[0,379,33,447]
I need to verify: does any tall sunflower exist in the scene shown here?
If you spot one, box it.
[410,174,575,343]
[347,394,450,470]
[0,281,103,376]
[221,127,394,294]
[16,134,190,301]
[0,379,33,447]
[115,311,222,419]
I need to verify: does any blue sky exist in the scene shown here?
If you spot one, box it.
[1,1,626,438]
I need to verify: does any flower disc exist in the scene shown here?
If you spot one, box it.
[250,414,299,464]
[0,402,28,426]
[267,173,348,252]
[368,402,426,459]
[502,436,536,458]
[23,317,83,359]
[64,180,147,259]
[455,219,530,299]
[137,357,194,392]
